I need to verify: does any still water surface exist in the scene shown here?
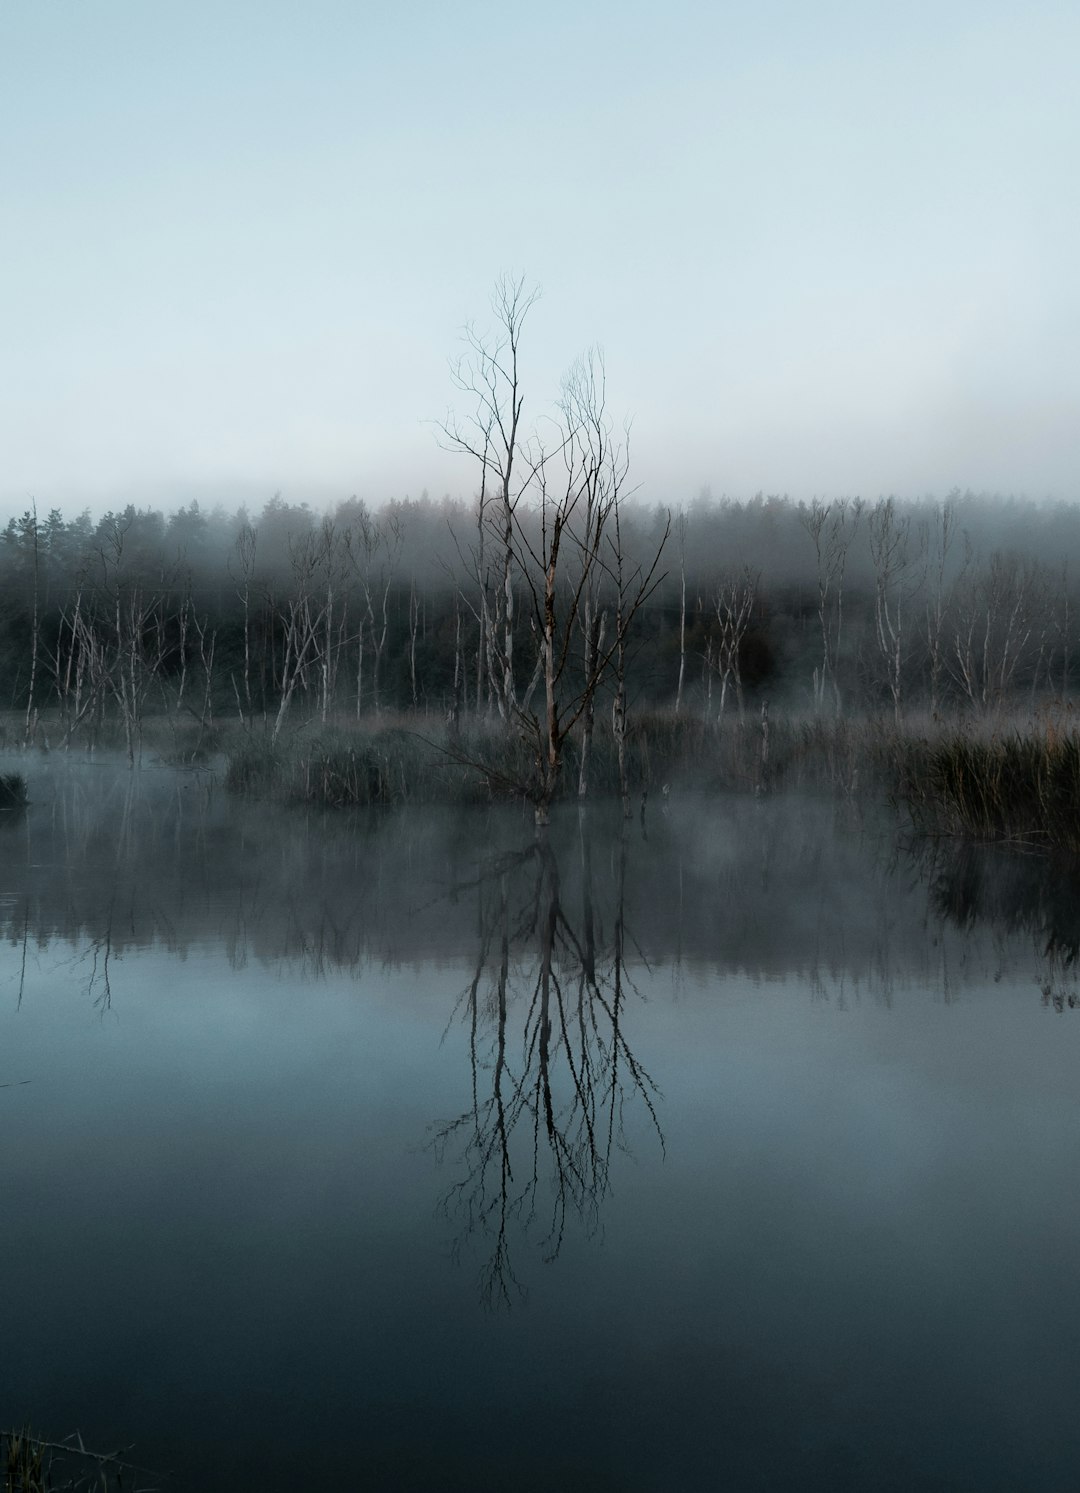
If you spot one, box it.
[2,762,1079,1491]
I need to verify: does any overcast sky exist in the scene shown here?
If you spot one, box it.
[2,0,1078,523]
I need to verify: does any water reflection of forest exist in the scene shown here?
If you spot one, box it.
[0,761,1069,997]
[5,761,1078,1306]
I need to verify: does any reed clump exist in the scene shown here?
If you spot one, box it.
[225,724,498,806]
[221,710,901,810]
[2,1426,156,1492]
[220,706,1080,839]
[898,725,1080,850]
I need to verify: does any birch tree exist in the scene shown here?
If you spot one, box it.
[868,497,924,725]
[801,498,861,715]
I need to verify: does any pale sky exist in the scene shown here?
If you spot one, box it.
[2,0,1078,523]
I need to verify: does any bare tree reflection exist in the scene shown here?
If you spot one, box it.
[432,819,665,1308]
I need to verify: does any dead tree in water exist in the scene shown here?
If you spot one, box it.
[440,276,540,725]
[566,355,616,801]
[440,286,667,822]
[518,354,667,825]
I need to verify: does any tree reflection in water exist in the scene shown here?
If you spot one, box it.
[431,819,665,1308]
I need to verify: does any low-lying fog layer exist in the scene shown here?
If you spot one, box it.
[2,760,1079,1491]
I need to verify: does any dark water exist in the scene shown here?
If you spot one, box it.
[2,763,1080,1491]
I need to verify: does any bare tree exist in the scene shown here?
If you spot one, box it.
[514,356,666,824]
[315,518,349,723]
[408,578,421,710]
[712,567,758,722]
[867,497,924,725]
[1054,561,1071,702]
[564,355,615,800]
[923,495,956,717]
[345,511,402,718]
[801,498,861,715]
[440,276,542,724]
[949,549,1048,712]
[271,531,328,741]
[673,510,688,717]
[21,502,40,745]
[439,289,667,821]
[229,517,258,727]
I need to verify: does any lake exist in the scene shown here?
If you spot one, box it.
[2,761,1079,1491]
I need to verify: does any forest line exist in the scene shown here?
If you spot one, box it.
[1,488,1077,733]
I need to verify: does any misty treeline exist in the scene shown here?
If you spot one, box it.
[2,487,1079,756]
[3,280,1080,814]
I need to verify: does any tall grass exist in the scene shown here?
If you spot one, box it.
[2,1426,159,1492]
[897,724,1080,850]
[224,724,490,806]
[221,710,892,810]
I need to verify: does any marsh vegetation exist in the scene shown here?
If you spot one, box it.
[2,1426,159,1493]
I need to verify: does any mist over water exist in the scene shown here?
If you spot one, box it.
[2,761,1080,1490]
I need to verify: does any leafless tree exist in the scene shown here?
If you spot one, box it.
[344,511,402,718]
[923,495,956,717]
[867,497,925,724]
[440,275,542,724]
[271,531,329,741]
[515,355,666,823]
[314,518,349,724]
[712,566,758,722]
[408,578,421,709]
[949,548,1049,712]
[22,502,40,745]
[674,510,688,717]
[440,290,667,821]
[801,497,861,715]
[229,518,258,726]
